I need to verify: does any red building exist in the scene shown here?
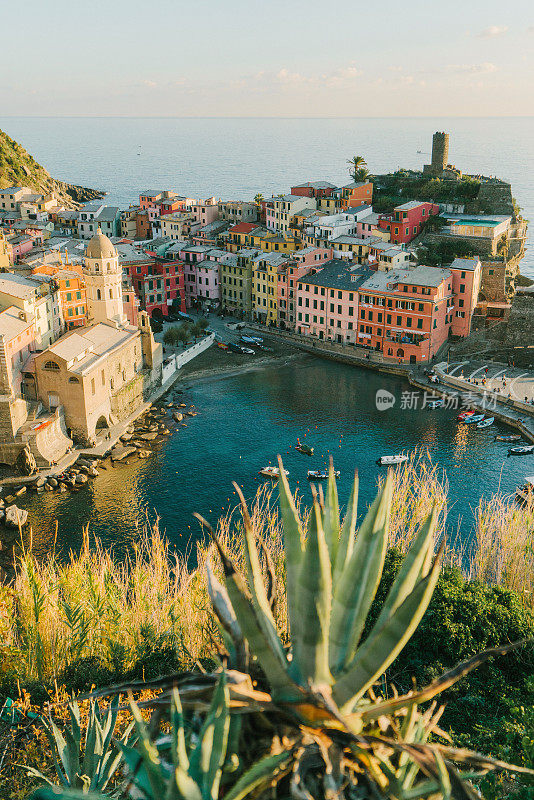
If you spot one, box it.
[339,181,373,209]
[290,181,338,199]
[378,201,439,245]
[121,250,186,318]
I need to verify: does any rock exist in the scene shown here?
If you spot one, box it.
[0,499,4,508]
[89,467,99,477]
[15,486,27,497]
[75,473,88,484]
[138,449,151,458]
[5,505,28,527]
[5,495,15,504]
[173,412,183,422]
[59,483,67,493]
[140,433,158,441]
[179,403,187,407]
[16,444,37,476]
[44,483,53,492]
[111,445,137,461]
[120,433,133,442]
[47,478,58,488]
[159,428,170,435]
[34,476,46,489]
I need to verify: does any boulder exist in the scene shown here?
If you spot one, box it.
[140,433,158,441]
[44,483,53,492]
[4,505,28,528]
[59,483,67,493]
[15,486,27,497]
[47,478,58,488]
[89,467,99,477]
[75,473,88,485]
[120,433,133,442]
[138,449,151,458]
[16,444,37,476]
[173,412,183,422]
[34,476,46,489]
[111,445,137,461]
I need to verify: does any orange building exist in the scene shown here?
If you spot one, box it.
[339,181,373,210]
[32,262,87,329]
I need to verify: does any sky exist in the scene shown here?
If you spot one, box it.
[1,0,533,117]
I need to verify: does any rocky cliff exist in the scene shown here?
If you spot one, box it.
[0,128,104,207]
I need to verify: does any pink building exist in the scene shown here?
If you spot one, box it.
[277,246,333,329]
[191,198,219,226]
[8,235,34,262]
[378,201,439,245]
[449,257,482,337]
[295,259,372,344]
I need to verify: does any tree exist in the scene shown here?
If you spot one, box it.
[176,325,189,348]
[197,317,208,331]
[163,327,179,347]
[347,155,367,182]
[254,192,264,206]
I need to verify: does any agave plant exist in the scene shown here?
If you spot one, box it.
[24,695,134,794]
[198,461,443,719]
[30,673,292,800]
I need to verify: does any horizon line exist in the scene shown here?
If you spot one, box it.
[1,115,534,120]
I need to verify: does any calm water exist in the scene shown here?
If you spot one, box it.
[0,116,533,277]
[21,357,527,562]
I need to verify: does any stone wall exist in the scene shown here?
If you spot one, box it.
[467,180,515,216]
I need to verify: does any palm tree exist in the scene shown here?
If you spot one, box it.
[347,155,367,182]
[254,192,264,206]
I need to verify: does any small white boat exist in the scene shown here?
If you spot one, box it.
[377,454,408,466]
[259,466,289,479]
[307,469,340,480]
[516,477,534,503]
[426,398,443,409]
[462,414,485,425]
[508,445,534,457]
[477,417,495,429]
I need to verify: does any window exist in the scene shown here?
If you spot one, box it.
[68,308,73,317]
[406,317,412,328]
[44,360,59,371]
[97,289,101,300]
[417,319,423,329]
[66,292,72,301]
[396,316,402,326]
[460,285,465,293]
[91,378,95,395]
[68,376,79,383]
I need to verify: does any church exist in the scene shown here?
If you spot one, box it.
[0,229,162,465]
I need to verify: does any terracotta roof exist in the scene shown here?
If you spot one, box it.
[229,223,258,234]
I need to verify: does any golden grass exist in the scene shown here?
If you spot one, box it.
[1,453,532,687]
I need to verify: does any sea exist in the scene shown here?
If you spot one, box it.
[0,116,532,560]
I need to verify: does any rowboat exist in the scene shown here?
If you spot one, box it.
[477,417,494,429]
[307,469,340,480]
[508,445,534,457]
[377,454,408,466]
[457,410,475,421]
[296,442,314,456]
[259,466,289,479]
[462,414,485,425]
[516,477,534,503]
[495,434,522,442]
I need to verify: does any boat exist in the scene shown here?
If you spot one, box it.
[259,466,289,479]
[426,398,443,409]
[462,414,485,425]
[377,454,408,466]
[495,434,522,442]
[296,441,314,456]
[516,477,534,503]
[240,335,261,345]
[477,417,495,429]
[216,341,228,350]
[307,469,340,480]
[457,410,475,421]
[508,445,534,457]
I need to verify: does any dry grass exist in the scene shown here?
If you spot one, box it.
[1,453,532,687]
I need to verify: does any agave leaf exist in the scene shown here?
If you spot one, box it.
[100,695,119,758]
[295,490,332,686]
[81,705,97,785]
[23,765,56,787]
[67,704,81,750]
[224,751,293,800]
[333,470,359,586]
[49,716,80,786]
[189,672,229,800]
[171,686,189,772]
[276,457,304,659]
[195,513,295,697]
[38,719,68,786]
[127,694,167,799]
[371,505,438,637]
[115,739,152,797]
[333,543,443,711]
[361,639,530,722]
[206,559,247,670]
[233,484,286,666]
[329,474,392,674]
[173,766,204,800]
[322,458,340,561]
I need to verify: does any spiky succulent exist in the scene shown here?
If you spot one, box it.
[199,460,442,719]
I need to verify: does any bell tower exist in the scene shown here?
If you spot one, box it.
[83,227,126,327]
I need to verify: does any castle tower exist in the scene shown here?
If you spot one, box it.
[431,132,449,173]
[83,227,126,327]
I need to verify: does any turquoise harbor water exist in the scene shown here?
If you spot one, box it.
[22,356,528,562]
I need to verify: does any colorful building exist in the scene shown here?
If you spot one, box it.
[266,195,317,233]
[252,253,285,324]
[378,201,439,245]
[448,257,482,337]
[119,243,185,318]
[338,181,373,210]
[356,266,453,362]
[295,260,371,344]
[220,251,254,316]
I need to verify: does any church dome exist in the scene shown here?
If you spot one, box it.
[85,227,116,260]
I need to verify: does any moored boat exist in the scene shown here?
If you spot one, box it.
[259,466,289,479]
[307,469,340,480]
[477,416,494,429]
[377,454,408,466]
[296,441,314,456]
[426,398,443,409]
[508,445,534,457]
[462,414,485,425]
[457,410,475,421]
[495,434,522,442]
[516,476,534,503]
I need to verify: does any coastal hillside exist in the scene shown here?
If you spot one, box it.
[0,128,104,206]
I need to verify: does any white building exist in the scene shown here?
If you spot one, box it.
[266,195,317,233]
[0,272,64,349]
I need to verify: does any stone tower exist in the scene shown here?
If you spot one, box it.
[83,227,126,327]
[431,131,449,173]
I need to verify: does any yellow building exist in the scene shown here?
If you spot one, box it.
[252,231,302,254]
[0,231,12,269]
[252,253,286,324]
